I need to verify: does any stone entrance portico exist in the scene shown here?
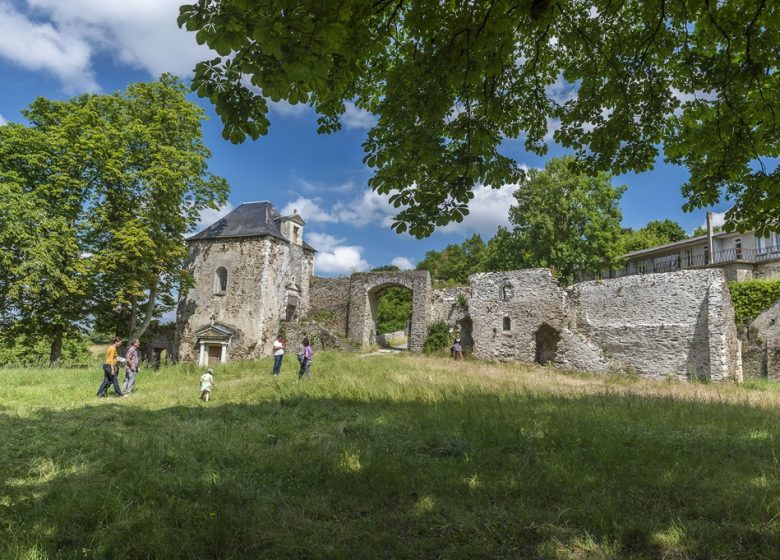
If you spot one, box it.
[195,323,234,366]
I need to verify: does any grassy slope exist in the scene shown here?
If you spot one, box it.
[1,353,780,559]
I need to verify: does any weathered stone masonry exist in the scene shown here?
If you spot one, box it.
[176,202,742,381]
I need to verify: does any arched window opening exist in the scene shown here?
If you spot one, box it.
[502,316,511,331]
[214,267,228,294]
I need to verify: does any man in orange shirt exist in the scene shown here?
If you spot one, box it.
[97,337,124,398]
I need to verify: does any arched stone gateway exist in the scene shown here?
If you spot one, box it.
[347,271,432,352]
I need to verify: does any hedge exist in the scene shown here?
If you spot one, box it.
[729,279,780,323]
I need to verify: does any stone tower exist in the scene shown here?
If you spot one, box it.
[174,201,315,365]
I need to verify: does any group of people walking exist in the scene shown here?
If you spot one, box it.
[96,337,140,398]
[96,334,314,402]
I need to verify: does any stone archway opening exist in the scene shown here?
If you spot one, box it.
[456,317,473,355]
[535,323,560,365]
[370,284,413,350]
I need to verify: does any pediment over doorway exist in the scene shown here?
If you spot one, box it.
[195,323,234,342]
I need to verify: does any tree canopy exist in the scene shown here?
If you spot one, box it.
[179,0,779,238]
[484,157,625,284]
[619,219,688,253]
[0,76,228,362]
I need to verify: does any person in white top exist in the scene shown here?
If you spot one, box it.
[272,335,285,375]
[200,368,215,402]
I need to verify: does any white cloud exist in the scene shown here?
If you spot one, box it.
[0,0,212,92]
[193,202,234,233]
[268,99,311,117]
[281,197,338,223]
[0,113,7,126]
[305,231,370,275]
[0,2,97,92]
[333,189,397,227]
[314,244,370,275]
[440,182,523,237]
[391,256,414,270]
[305,232,342,252]
[698,211,726,232]
[342,102,376,130]
[295,177,355,194]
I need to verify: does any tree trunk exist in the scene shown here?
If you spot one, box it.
[128,296,138,340]
[135,274,160,339]
[49,326,63,366]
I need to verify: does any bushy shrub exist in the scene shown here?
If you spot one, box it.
[423,321,451,354]
[0,334,92,367]
[729,279,780,323]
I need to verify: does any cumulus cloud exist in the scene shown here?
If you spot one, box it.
[0,114,7,126]
[281,197,339,223]
[342,102,376,129]
[333,189,397,228]
[306,232,370,275]
[391,256,414,270]
[440,180,527,237]
[698,211,726,232]
[0,2,97,92]
[1,0,212,92]
[193,202,234,233]
[268,99,311,118]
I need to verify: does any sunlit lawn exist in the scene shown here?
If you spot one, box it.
[1,352,779,559]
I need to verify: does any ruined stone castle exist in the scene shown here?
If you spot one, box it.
[175,202,743,382]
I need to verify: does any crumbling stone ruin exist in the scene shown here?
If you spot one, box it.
[740,300,780,379]
[175,202,743,381]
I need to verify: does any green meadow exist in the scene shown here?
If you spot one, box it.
[1,353,779,559]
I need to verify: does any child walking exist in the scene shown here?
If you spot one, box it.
[297,337,313,380]
[200,368,215,401]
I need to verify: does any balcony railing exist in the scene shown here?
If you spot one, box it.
[620,245,780,277]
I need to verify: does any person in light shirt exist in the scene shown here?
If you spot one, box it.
[271,335,285,376]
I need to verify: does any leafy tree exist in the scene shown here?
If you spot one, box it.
[620,219,688,253]
[416,235,485,284]
[375,287,412,335]
[692,224,723,237]
[0,76,228,362]
[179,0,780,237]
[485,157,625,284]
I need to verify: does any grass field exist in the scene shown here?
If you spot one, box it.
[2,353,780,559]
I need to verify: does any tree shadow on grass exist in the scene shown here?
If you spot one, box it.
[1,391,779,559]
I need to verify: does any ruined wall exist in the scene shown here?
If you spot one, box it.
[569,270,740,381]
[308,276,352,336]
[469,269,741,381]
[469,270,570,362]
[430,287,471,326]
[740,300,780,379]
[175,236,314,361]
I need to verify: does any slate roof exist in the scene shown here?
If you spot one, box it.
[188,201,315,251]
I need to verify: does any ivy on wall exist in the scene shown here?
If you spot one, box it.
[729,279,780,324]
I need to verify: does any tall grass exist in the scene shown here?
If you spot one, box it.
[1,353,779,559]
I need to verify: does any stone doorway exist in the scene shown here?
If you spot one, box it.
[456,317,473,355]
[534,324,560,365]
[372,285,413,350]
[347,271,432,352]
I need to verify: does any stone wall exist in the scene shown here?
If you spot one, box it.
[469,269,741,381]
[740,300,780,379]
[755,262,780,280]
[308,276,352,336]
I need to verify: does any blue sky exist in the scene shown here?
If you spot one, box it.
[0,0,730,276]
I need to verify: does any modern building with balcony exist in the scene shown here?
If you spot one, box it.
[617,228,780,281]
